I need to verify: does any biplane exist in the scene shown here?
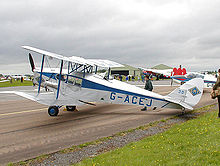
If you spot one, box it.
[10,46,204,116]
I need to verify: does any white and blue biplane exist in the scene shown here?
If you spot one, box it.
[12,46,204,116]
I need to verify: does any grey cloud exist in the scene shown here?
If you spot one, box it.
[0,0,220,74]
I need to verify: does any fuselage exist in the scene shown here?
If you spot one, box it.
[34,68,175,109]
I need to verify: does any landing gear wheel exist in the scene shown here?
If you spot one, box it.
[48,106,59,116]
[181,107,186,114]
[66,106,76,111]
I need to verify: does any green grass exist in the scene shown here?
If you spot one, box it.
[0,80,33,87]
[75,111,220,166]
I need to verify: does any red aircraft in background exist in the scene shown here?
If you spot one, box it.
[140,65,187,79]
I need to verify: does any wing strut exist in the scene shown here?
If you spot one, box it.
[56,60,63,99]
[38,55,45,93]
[83,65,86,78]
[66,61,70,83]
[107,67,111,79]
[95,65,98,74]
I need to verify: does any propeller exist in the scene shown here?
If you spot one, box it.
[29,53,35,72]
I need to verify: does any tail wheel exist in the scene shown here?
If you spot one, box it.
[48,106,59,116]
[66,106,76,111]
[181,107,186,114]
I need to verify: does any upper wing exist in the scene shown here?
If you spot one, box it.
[22,46,123,68]
[87,59,123,68]
[22,46,93,66]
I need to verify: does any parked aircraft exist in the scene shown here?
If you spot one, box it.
[140,65,186,78]
[141,66,215,88]
[172,72,217,88]
[141,68,173,78]
[0,80,9,83]
[0,76,9,83]
[0,76,6,80]
[1,46,204,116]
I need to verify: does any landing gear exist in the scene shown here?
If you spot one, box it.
[181,107,186,114]
[48,106,59,116]
[66,106,76,111]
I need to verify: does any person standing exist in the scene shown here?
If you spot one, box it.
[126,75,128,82]
[212,69,220,118]
[141,75,145,82]
[141,75,153,111]
[149,73,153,81]
[119,75,122,81]
[132,75,135,81]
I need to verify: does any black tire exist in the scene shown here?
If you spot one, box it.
[48,106,59,116]
[66,106,76,111]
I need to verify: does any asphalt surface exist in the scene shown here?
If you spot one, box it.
[0,80,216,165]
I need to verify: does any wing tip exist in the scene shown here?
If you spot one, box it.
[21,45,31,50]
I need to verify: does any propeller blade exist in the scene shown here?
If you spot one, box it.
[29,53,35,72]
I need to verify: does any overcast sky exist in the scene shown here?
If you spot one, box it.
[0,0,220,74]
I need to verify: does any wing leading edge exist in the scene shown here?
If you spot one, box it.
[22,46,123,68]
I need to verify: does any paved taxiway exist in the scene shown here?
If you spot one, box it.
[0,80,216,164]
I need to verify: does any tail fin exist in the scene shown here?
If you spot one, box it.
[165,78,204,110]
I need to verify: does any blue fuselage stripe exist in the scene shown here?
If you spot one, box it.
[81,79,166,102]
[37,71,167,102]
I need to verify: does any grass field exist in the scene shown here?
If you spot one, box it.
[0,80,33,87]
[76,111,220,166]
